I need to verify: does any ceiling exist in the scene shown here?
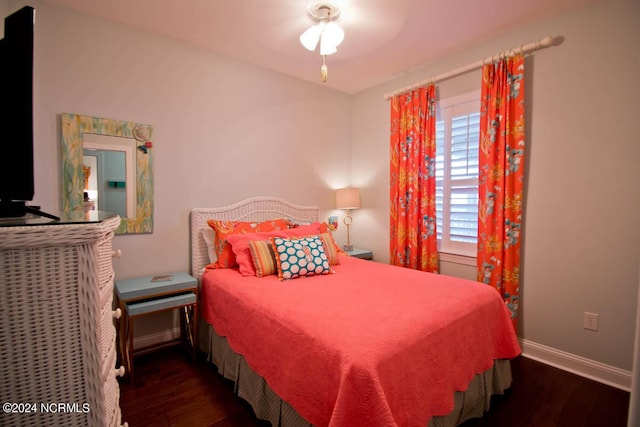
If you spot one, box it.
[40,0,596,94]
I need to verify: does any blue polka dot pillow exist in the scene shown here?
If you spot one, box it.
[270,236,332,280]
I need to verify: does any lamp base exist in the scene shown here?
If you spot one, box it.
[343,244,354,252]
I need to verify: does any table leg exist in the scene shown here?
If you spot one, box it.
[125,312,134,385]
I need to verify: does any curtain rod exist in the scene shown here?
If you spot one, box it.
[384,35,558,100]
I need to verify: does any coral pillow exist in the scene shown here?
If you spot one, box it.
[289,222,345,260]
[286,222,324,235]
[207,219,289,269]
[271,236,331,280]
[227,231,286,276]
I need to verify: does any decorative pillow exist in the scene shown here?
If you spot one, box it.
[287,222,345,259]
[225,224,333,276]
[247,232,340,277]
[284,223,342,265]
[319,221,347,256]
[270,236,331,280]
[318,233,341,266]
[227,231,288,276]
[249,240,278,277]
[207,218,290,268]
[285,221,324,235]
[202,227,216,264]
[287,219,313,228]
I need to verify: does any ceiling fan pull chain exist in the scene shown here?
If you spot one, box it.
[321,55,328,82]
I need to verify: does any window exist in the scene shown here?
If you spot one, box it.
[435,91,480,258]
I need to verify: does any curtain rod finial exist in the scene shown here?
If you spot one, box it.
[540,36,555,47]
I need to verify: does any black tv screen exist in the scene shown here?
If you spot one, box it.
[0,6,34,205]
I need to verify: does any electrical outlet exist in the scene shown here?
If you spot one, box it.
[584,312,599,331]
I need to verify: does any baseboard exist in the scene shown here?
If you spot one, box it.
[134,327,181,351]
[520,338,631,391]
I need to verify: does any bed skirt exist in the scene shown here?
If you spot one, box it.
[206,326,513,427]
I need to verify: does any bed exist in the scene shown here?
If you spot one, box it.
[190,197,521,427]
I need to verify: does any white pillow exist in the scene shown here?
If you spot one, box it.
[202,227,217,264]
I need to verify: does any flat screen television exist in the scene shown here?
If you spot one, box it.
[0,6,57,219]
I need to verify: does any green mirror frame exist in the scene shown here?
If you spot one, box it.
[61,113,154,234]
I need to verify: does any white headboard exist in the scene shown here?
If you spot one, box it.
[190,196,319,281]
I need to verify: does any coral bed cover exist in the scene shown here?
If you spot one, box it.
[201,255,521,427]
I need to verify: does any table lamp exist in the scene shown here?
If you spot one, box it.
[335,187,360,251]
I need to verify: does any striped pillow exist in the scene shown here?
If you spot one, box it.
[318,233,340,266]
[249,240,278,277]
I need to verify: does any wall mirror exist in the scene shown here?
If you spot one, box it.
[61,113,154,234]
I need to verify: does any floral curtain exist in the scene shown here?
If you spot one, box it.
[389,85,439,272]
[477,55,525,332]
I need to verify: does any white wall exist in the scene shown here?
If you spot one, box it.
[351,0,640,375]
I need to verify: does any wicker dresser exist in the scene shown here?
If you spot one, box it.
[0,214,126,427]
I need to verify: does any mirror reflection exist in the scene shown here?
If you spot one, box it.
[82,134,137,219]
[61,113,154,234]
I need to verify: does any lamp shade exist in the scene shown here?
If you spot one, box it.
[335,187,360,210]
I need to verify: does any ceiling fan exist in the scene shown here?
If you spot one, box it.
[299,2,345,82]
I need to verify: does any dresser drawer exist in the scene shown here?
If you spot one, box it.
[102,343,119,381]
[99,294,118,363]
[99,347,124,426]
[96,361,122,427]
[97,231,115,292]
[99,273,115,310]
[108,405,124,427]
[105,370,120,427]
[99,266,115,295]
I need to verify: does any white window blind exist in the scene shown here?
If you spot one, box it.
[435,91,480,258]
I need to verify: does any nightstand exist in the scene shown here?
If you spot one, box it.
[345,248,373,260]
[115,272,198,385]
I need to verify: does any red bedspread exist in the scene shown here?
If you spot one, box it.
[201,255,521,427]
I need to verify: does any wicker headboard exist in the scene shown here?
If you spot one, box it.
[190,196,319,281]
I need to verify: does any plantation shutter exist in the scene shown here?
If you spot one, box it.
[435,92,480,256]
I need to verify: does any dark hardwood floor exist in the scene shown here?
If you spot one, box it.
[119,346,630,427]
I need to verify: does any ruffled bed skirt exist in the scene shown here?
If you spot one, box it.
[207,326,513,427]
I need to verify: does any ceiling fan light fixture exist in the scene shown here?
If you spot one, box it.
[300,1,344,82]
[300,24,322,51]
[323,22,344,48]
[320,34,338,56]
